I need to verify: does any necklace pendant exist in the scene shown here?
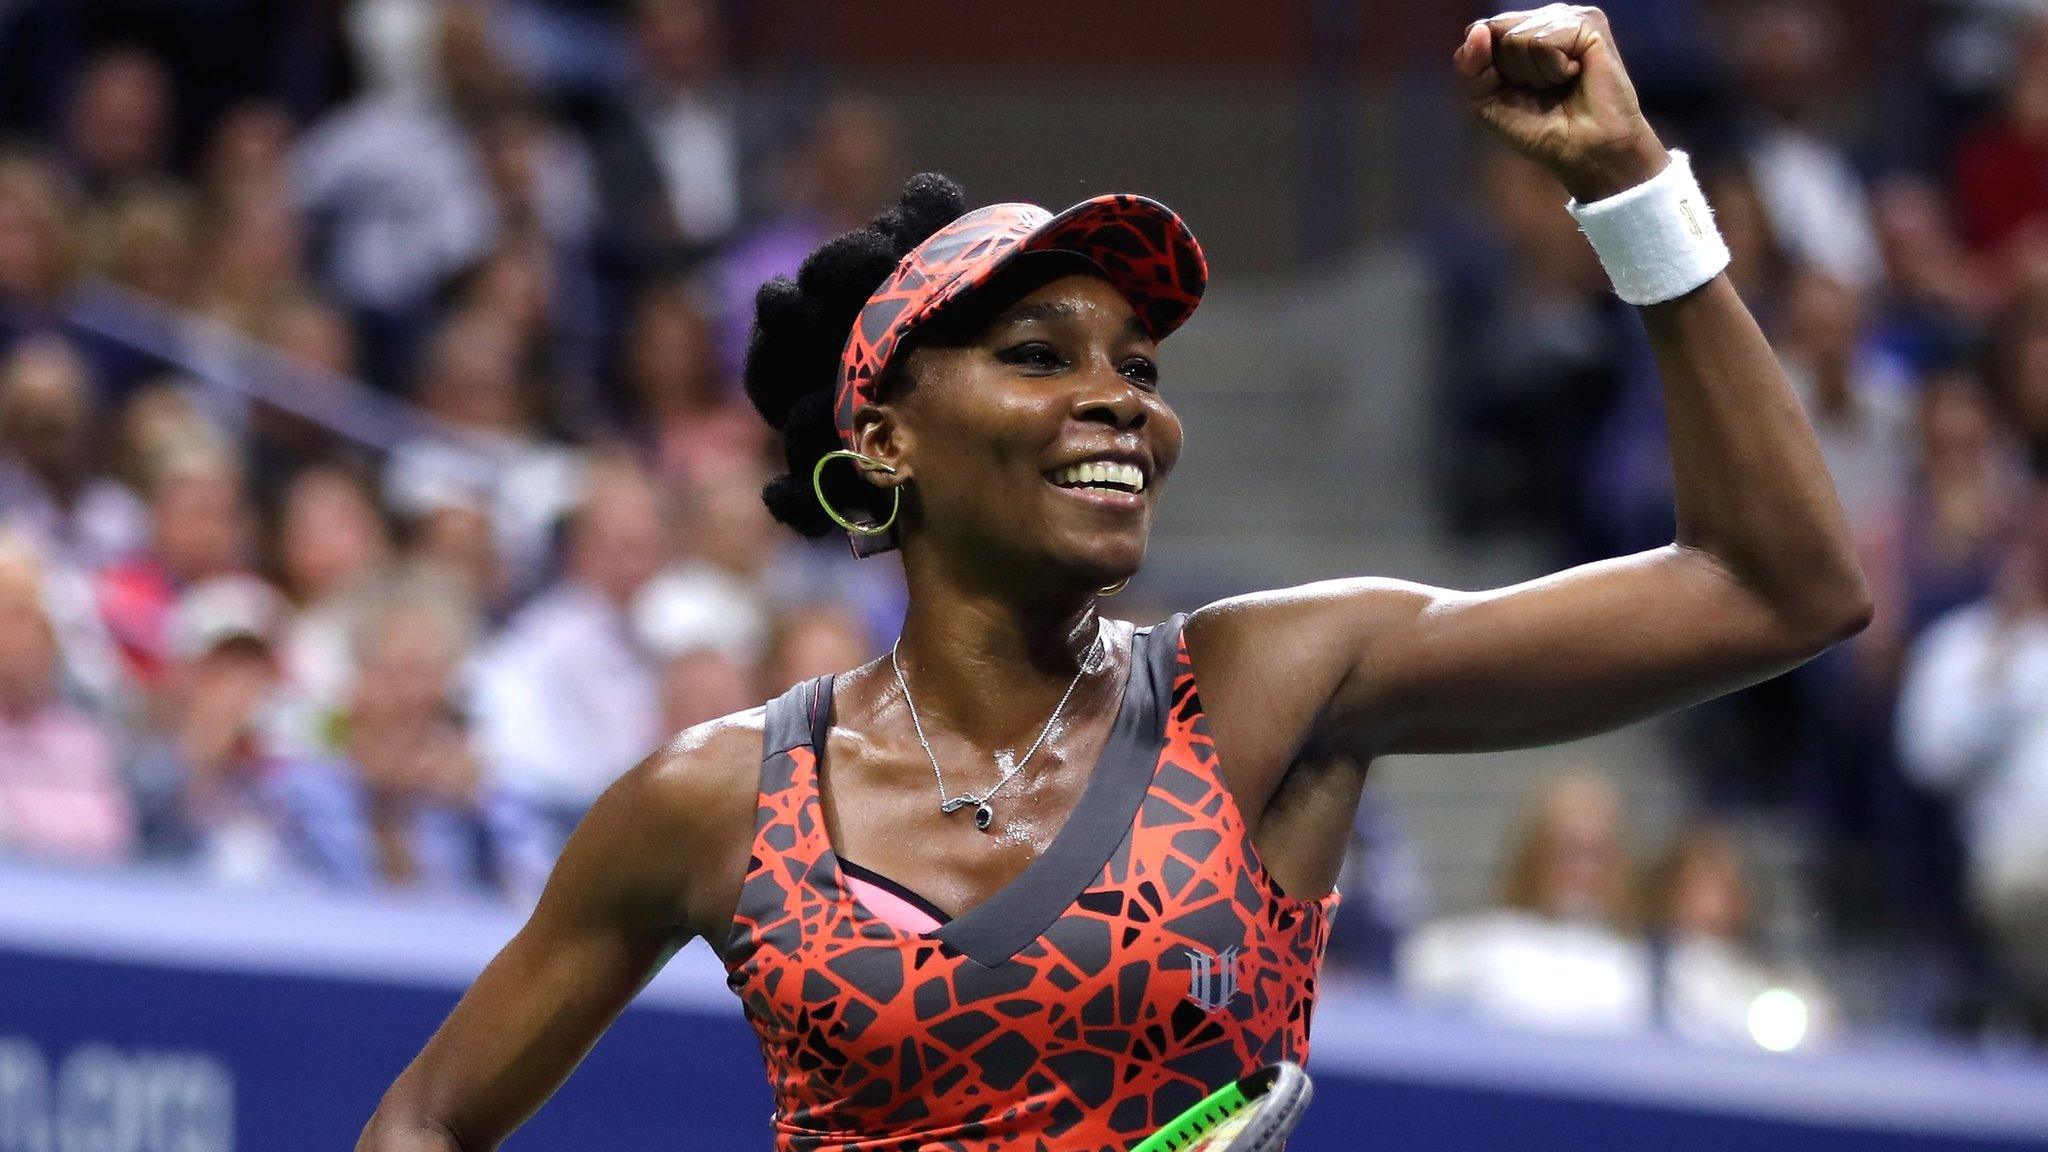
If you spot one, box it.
[974,802,994,831]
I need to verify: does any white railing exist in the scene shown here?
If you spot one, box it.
[65,279,516,492]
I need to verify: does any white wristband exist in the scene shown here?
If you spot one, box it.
[1565,149,1730,306]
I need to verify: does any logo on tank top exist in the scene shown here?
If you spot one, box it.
[1184,945,1242,1012]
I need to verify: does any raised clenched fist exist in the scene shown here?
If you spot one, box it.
[1454,5,1669,202]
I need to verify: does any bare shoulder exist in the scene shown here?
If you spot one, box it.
[1182,578,1441,796]
[562,705,768,941]
[627,706,769,826]
[1186,577,1439,677]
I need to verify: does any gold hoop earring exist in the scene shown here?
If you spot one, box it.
[812,450,900,536]
[1098,577,1131,596]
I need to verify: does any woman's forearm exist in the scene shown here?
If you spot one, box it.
[1646,273,1873,645]
[1453,7,1868,647]
[1562,130,1871,643]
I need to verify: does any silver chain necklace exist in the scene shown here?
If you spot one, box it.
[889,626,1100,832]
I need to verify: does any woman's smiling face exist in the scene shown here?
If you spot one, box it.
[859,262,1184,591]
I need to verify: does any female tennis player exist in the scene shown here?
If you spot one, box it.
[360,7,1870,1150]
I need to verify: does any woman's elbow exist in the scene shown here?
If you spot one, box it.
[1791,563,1876,654]
[357,1107,467,1152]
[1834,582,1878,642]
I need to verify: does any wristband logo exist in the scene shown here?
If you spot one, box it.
[1679,199,1704,239]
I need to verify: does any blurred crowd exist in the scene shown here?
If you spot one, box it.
[0,0,909,903]
[1402,774,1840,1051]
[3,0,2047,1058]
[1434,0,2048,1042]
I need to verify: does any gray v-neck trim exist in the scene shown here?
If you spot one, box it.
[805,614,1182,967]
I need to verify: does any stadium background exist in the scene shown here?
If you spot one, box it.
[0,0,2046,1148]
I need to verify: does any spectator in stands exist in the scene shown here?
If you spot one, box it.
[400,307,537,448]
[756,529,909,662]
[1897,481,2048,1022]
[1791,366,2020,953]
[1700,162,1791,325]
[0,530,126,726]
[1776,269,1914,542]
[1865,370,2029,674]
[88,184,201,307]
[343,0,443,99]
[0,338,148,572]
[474,458,666,894]
[385,309,584,598]
[1728,2,1881,290]
[716,93,902,373]
[1923,0,2048,132]
[235,297,368,491]
[198,100,297,213]
[619,278,761,486]
[345,597,495,892]
[115,382,215,489]
[1400,772,1650,1035]
[655,645,754,738]
[1869,176,1994,375]
[194,187,315,339]
[585,0,741,286]
[97,438,256,686]
[0,153,83,352]
[465,88,595,261]
[632,464,777,674]
[449,236,554,370]
[276,466,395,731]
[128,574,366,886]
[1739,270,1903,820]
[758,601,872,698]
[0,550,132,865]
[397,494,510,626]
[741,92,899,258]
[411,307,544,446]
[1650,824,1837,1049]
[60,49,176,207]
[445,234,599,438]
[1991,271,2048,476]
[460,101,603,430]
[1435,149,1640,553]
[262,296,358,378]
[296,0,507,316]
[1953,12,2048,285]
[293,0,591,375]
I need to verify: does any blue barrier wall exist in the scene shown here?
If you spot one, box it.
[4,864,2046,1152]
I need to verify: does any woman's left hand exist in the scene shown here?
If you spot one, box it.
[1453,5,1668,201]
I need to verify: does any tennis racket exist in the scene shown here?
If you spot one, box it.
[1131,1062,1313,1152]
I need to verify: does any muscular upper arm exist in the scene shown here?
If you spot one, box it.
[1189,544,1862,801]
[359,716,760,1152]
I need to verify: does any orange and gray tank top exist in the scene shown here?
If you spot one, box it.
[713,613,1336,1152]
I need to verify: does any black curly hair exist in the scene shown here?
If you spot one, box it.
[742,172,970,538]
